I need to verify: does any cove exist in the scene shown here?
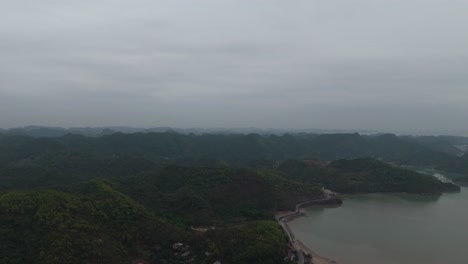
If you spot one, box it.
[288,187,468,264]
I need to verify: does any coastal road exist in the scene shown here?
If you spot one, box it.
[277,193,334,222]
[276,192,339,264]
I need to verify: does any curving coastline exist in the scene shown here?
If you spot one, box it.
[276,191,342,264]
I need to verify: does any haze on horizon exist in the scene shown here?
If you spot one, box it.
[1,0,468,135]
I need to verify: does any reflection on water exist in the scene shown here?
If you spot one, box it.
[289,188,468,264]
[304,204,343,212]
[341,192,441,203]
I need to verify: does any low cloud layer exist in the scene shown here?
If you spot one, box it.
[1,0,468,134]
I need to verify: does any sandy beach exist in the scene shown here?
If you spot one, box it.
[275,194,340,264]
[277,214,337,264]
[295,239,337,264]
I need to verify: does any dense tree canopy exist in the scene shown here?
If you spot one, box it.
[278,158,460,194]
[0,131,464,263]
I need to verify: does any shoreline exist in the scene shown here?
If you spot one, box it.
[276,192,342,264]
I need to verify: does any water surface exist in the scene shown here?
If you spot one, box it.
[288,188,468,264]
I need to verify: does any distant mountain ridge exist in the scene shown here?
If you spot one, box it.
[1,126,466,158]
[0,131,464,189]
[0,125,380,137]
[0,128,465,263]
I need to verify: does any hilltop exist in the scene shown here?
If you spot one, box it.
[0,165,322,264]
[278,158,460,194]
[0,131,464,263]
[0,180,185,264]
[0,131,463,171]
[114,166,322,224]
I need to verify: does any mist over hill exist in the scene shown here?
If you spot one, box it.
[0,125,381,137]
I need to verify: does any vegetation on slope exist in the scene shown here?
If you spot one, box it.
[0,131,464,263]
[438,153,468,175]
[0,164,321,264]
[205,221,289,264]
[453,175,468,186]
[278,158,460,194]
[0,132,458,171]
[0,180,185,264]
[115,166,322,225]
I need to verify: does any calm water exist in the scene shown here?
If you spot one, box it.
[288,187,468,264]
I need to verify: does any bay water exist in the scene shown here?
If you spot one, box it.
[288,187,468,264]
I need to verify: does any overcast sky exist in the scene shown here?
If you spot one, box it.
[1,0,468,134]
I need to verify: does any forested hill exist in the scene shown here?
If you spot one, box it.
[438,153,468,175]
[0,131,464,263]
[1,159,454,263]
[278,158,460,194]
[0,180,187,264]
[0,164,324,264]
[0,132,461,169]
[112,166,323,224]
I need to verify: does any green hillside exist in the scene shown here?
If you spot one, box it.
[0,180,185,264]
[438,153,468,175]
[278,158,460,194]
[0,165,322,264]
[0,131,463,263]
[115,166,322,224]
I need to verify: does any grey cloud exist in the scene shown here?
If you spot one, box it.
[1,0,468,134]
